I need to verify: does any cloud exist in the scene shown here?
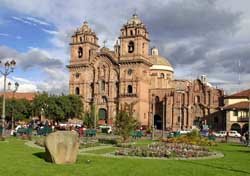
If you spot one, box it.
[1,0,250,94]
[0,33,9,37]
[42,29,58,35]
[12,16,36,26]
[11,16,51,27]
[0,76,38,92]
[0,45,67,94]
[25,16,50,26]
[0,46,63,70]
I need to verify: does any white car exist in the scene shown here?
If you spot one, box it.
[179,130,191,135]
[99,125,112,134]
[228,130,241,137]
[214,131,227,137]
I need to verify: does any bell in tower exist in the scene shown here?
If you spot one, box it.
[70,21,99,63]
[119,13,150,60]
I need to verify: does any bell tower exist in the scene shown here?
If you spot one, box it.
[70,21,99,63]
[119,14,150,60]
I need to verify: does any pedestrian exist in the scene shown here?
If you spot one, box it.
[226,131,229,143]
[245,132,249,146]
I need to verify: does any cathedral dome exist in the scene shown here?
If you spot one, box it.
[127,13,143,25]
[149,47,174,72]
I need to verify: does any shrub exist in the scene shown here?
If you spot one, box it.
[98,137,121,145]
[187,129,200,138]
[162,134,216,146]
[116,143,133,148]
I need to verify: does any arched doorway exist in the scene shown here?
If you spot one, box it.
[75,87,80,95]
[154,114,162,130]
[98,108,107,123]
[231,123,241,133]
[242,124,248,134]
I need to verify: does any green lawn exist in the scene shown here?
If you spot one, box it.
[1,138,250,176]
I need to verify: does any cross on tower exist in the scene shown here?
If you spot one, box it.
[103,40,107,47]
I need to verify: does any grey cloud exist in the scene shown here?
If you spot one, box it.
[143,0,240,40]
[0,46,63,70]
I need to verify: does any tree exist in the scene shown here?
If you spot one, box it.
[67,95,84,119]
[31,94,83,121]
[83,104,96,128]
[5,98,32,121]
[115,109,138,142]
[32,93,49,118]
[44,96,65,121]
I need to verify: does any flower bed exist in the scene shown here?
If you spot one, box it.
[162,135,216,146]
[115,142,214,158]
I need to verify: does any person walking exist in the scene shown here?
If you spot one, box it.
[245,132,249,146]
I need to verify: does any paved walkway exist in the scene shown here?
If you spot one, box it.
[79,145,113,152]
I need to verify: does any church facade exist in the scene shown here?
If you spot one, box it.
[67,14,224,131]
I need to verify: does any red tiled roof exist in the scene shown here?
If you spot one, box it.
[0,92,37,101]
[225,89,250,99]
[224,101,250,110]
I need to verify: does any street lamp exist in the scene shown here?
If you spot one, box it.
[151,94,155,140]
[162,94,167,138]
[0,59,16,136]
[248,96,250,146]
[8,81,19,131]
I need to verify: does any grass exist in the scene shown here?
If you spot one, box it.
[85,147,117,154]
[0,138,250,176]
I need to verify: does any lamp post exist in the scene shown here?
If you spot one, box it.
[248,96,250,146]
[0,59,16,136]
[152,94,155,140]
[8,81,19,131]
[162,94,167,138]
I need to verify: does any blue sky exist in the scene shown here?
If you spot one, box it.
[0,0,250,94]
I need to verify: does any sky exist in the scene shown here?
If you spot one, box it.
[0,0,250,95]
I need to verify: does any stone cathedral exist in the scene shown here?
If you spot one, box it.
[68,14,224,131]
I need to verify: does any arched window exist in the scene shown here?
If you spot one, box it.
[75,87,80,95]
[195,96,200,104]
[101,80,105,91]
[127,69,133,75]
[130,30,133,36]
[128,85,133,93]
[80,37,82,42]
[78,47,83,58]
[128,41,134,53]
[75,73,80,79]
[89,49,91,58]
[155,96,160,103]
[160,73,165,78]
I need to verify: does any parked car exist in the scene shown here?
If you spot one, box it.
[214,131,227,137]
[99,125,112,134]
[228,130,241,137]
[179,130,191,135]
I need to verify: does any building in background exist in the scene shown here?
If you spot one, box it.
[0,92,36,101]
[223,89,250,134]
[67,14,224,130]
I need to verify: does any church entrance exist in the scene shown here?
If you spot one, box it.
[154,114,162,130]
[98,108,107,124]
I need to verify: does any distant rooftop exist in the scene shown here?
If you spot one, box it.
[0,92,37,101]
[225,89,250,99]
